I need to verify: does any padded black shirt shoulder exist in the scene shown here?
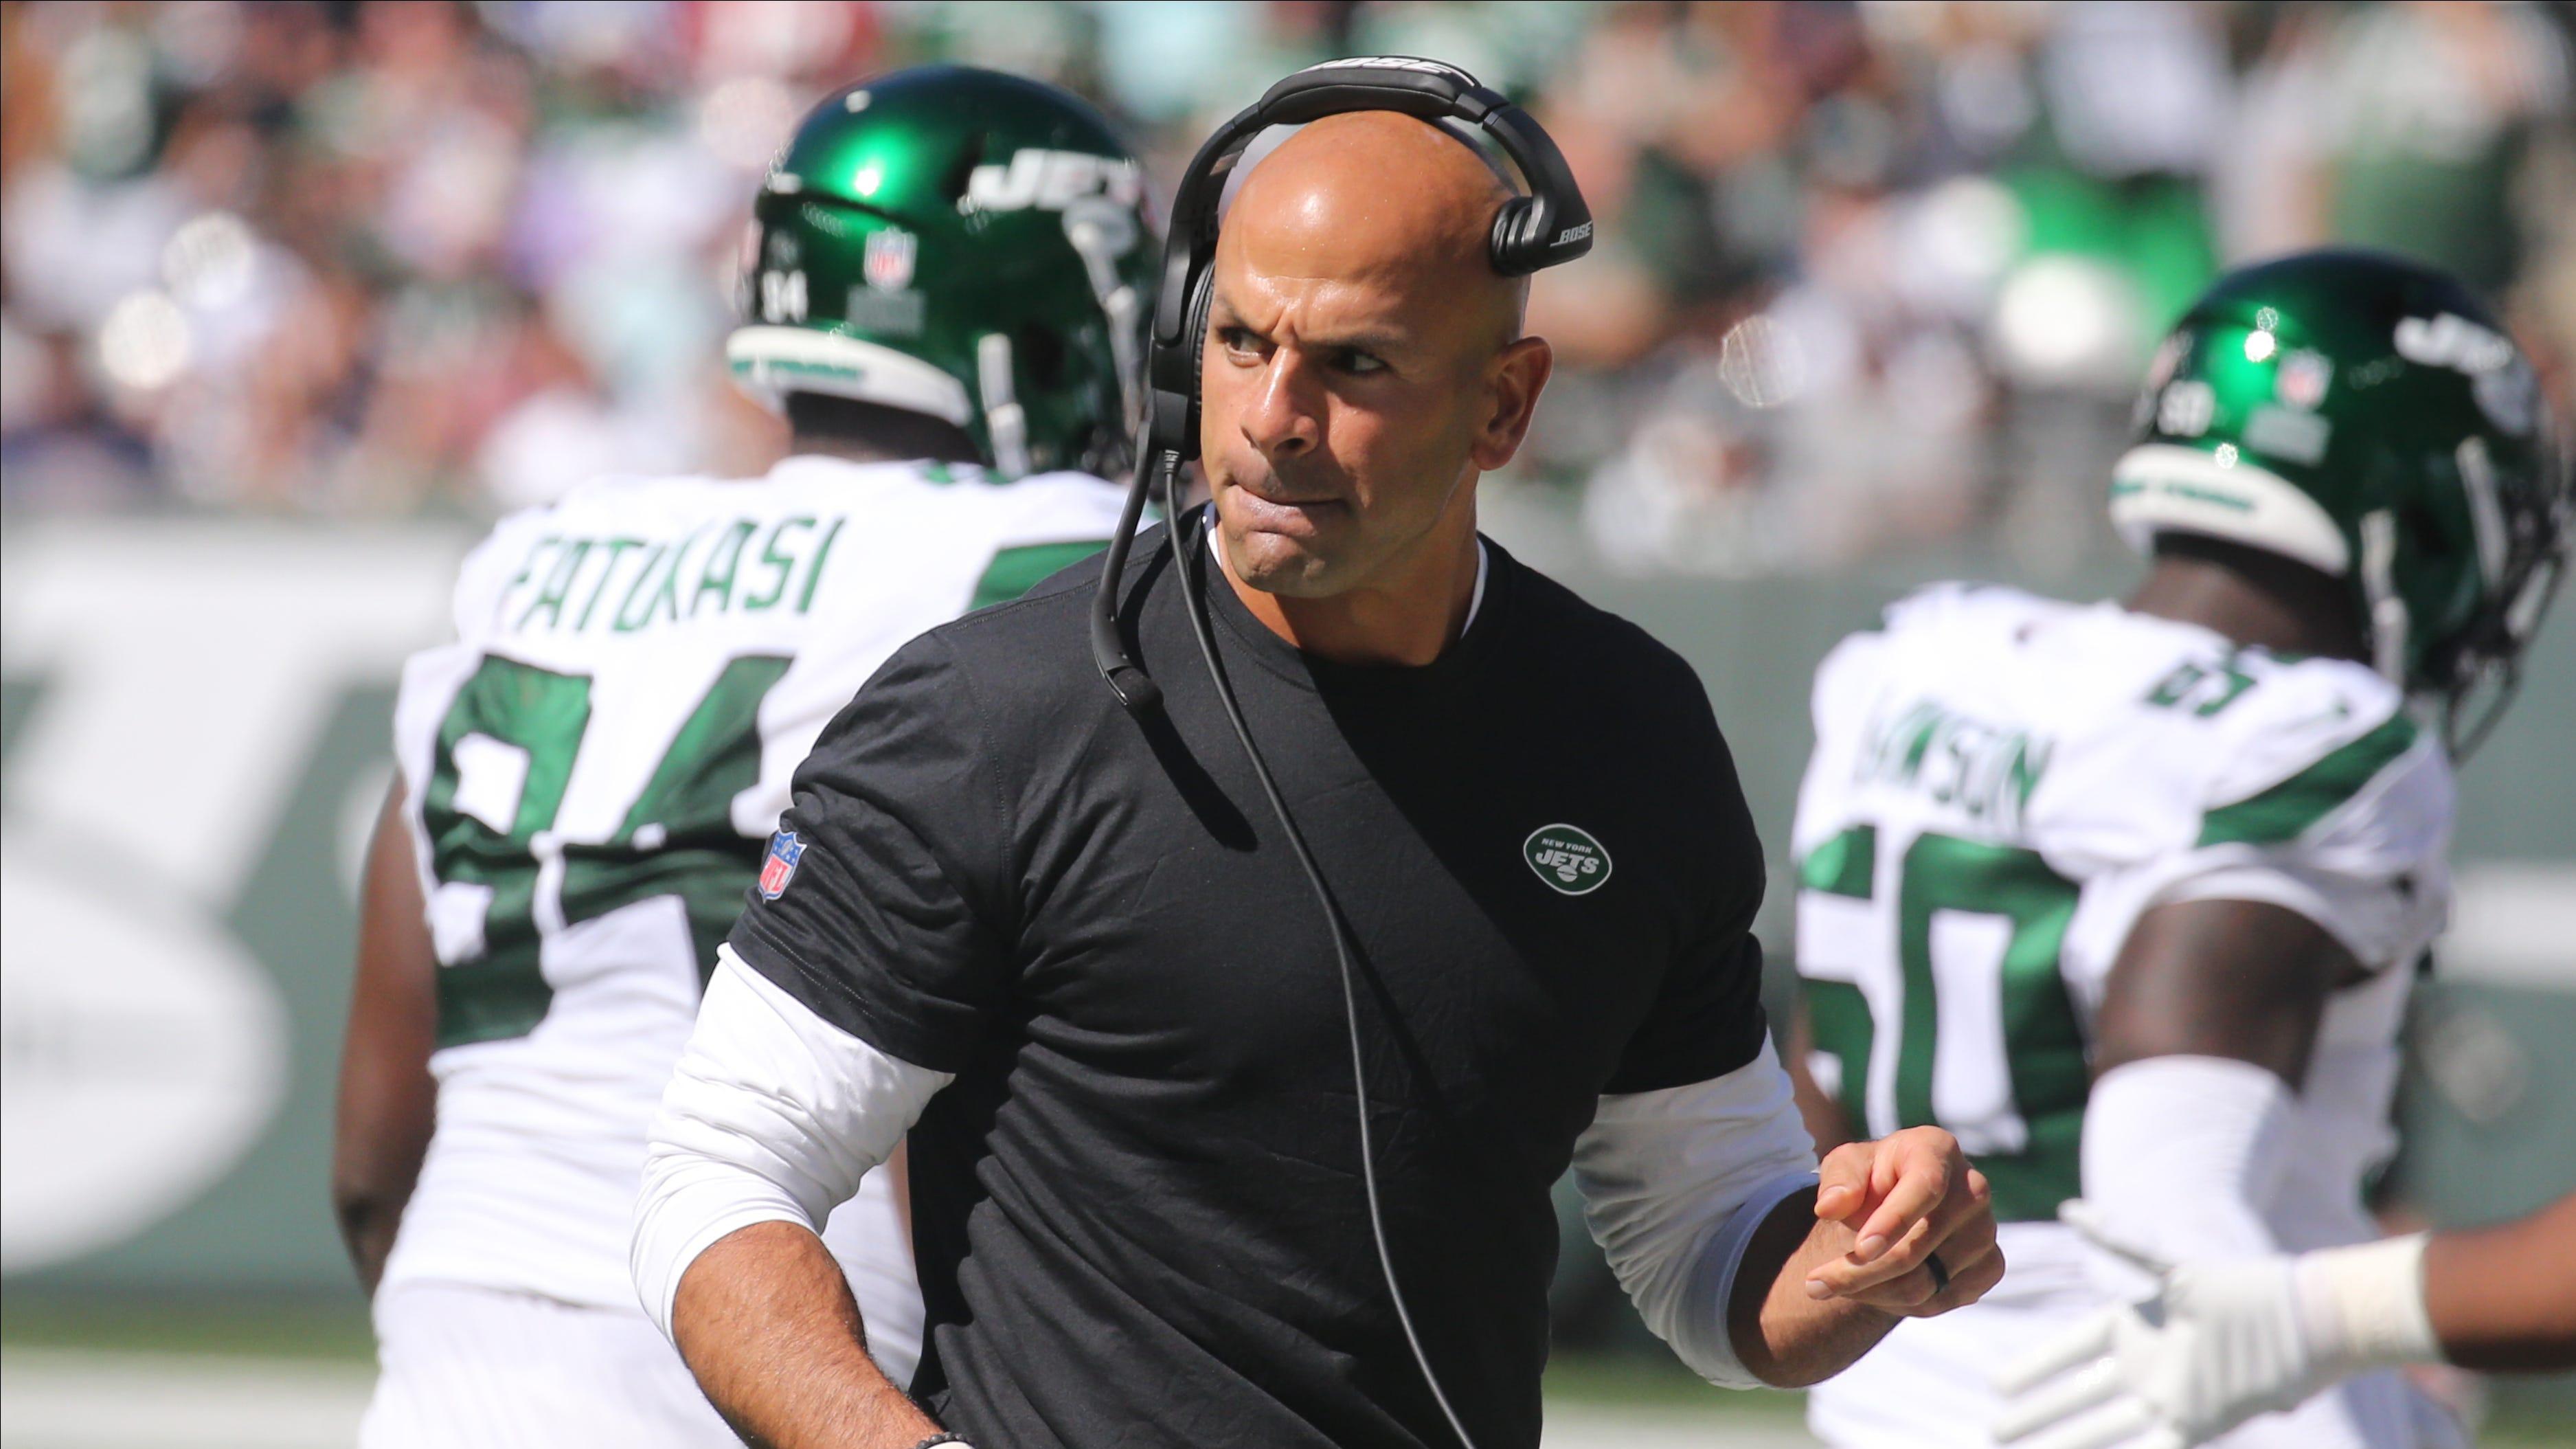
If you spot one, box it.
[728,524,1769,1449]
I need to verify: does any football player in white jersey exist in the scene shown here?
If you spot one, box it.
[1783,250,2569,1449]
[330,67,1155,1448]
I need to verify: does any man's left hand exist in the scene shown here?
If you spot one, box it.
[1803,1126,2003,1315]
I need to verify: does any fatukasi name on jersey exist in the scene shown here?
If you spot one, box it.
[1789,583,2452,1226]
[488,510,848,637]
[381,456,1125,1314]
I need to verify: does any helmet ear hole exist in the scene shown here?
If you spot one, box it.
[1020,324,1066,390]
[2404,502,2447,546]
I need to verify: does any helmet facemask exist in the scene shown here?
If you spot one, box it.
[2428,429,2573,759]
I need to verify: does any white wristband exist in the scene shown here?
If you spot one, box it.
[2294,1232,2440,1370]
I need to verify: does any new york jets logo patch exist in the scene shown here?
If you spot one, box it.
[1524,824,1612,896]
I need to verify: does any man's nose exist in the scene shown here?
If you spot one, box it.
[1240,349,1321,462]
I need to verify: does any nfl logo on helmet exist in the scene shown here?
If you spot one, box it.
[758,831,804,899]
[863,228,916,293]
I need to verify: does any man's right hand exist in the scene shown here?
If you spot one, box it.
[673,1221,941,1449]
[634,954,953,1446]
[1803,1126,2004,1317]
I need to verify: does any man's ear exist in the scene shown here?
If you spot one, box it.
[1471,336,1553,472]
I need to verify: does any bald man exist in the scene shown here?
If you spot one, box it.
[630,108,2002,1449]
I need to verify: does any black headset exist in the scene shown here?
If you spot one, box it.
[1082,58,1593,1449]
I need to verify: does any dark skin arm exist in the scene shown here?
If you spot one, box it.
[331,779,442,1295]
[1743,900,2346,1389]
[2424,1191,2576,1372]
[343,774,928,1435]
[1785,999,1857,1155]
[2092,897,2363,1085]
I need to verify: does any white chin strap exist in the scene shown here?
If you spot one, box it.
[977,333,1032,478]
[2358,509,2410,686]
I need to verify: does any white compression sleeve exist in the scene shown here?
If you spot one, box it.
[2082,1055,2296,1272]
[631,947,951,1340]
[1571,1038,1821,1389]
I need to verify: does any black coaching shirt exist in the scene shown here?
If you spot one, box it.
[730,521,1770,1449]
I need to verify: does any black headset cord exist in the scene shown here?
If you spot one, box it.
[1162,476,1480,1449]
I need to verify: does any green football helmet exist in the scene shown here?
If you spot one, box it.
[730,65,1156,479]
[2111,249,2571,754]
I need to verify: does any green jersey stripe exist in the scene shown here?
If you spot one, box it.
[1800,823,1877,898]
[969,539,1109,613]
[2197,712,2421,847]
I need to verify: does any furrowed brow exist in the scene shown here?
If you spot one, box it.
[1309,328,1405,357]
[1210,289,1408,359]
[1208,294,1266,343]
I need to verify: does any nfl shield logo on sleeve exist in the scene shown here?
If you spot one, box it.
[758,831,804,899]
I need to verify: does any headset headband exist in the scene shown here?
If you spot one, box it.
[1094,57,1592,715]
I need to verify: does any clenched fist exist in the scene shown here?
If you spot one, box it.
[1803,1126,2004,1315]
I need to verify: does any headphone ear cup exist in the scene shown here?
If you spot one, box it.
[1177,269,1217,464]
[1146,249,1198,461]
[1488,196,1541,277]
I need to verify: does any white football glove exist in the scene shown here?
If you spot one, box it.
[1990,1200,2437,1449]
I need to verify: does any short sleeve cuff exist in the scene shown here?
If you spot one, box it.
[724,921,975,1075]
[2154,861,2420,974]
[1686,1167,1822,1389]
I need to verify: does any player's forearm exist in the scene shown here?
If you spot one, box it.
[673,1221,939,1449]
[1783,1007,1855,1154]
[330,1059,433,1294]
[2081,1055,2293,1265]
[2423,1195,2576,1371]
[1728,1190,1897,1386]
[333,780,440,1296]
[330,1179,408,1295]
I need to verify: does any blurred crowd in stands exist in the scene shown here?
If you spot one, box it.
[3,1,2569,574]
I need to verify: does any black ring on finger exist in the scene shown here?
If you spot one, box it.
[1925,1249,1951,1296]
